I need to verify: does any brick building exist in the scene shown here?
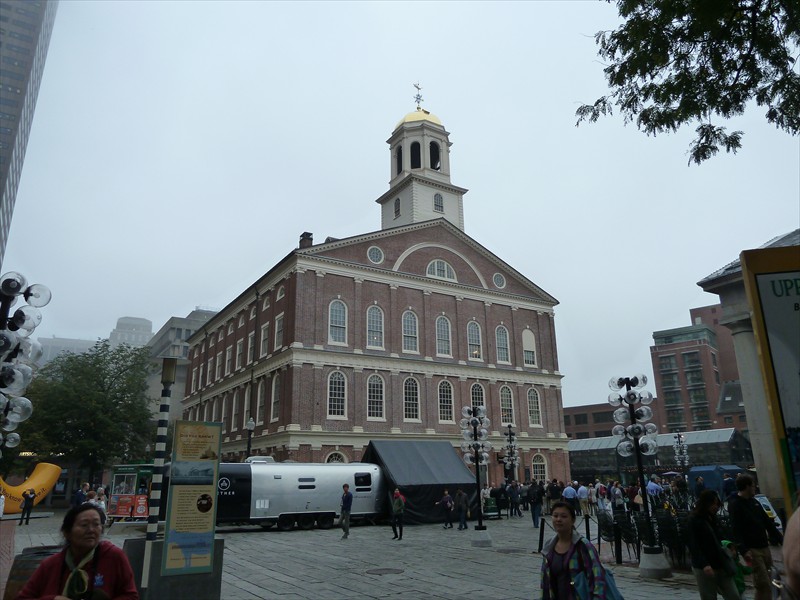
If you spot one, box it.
[563,403,616,439]
[650,305,747,434]
[182,106,570,485]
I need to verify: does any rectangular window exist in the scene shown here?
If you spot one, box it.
[574,414,588,425]
[688,388,706,404]
[685,370,704,386]
[235,340,244,369]
[274,314,284,350]
[216,352,223,379]
[661,373,680,388]
[225,347,233,375]
[523,350,536,366]
[659,355,677,371]
[207,358,214,384]
[260,324,270,356]
[592,412,613,423]
[682,351,701,368]
[247,333,255,363]
[711,353,717,367]
[564,415,571,426]
[191,368,197,393]
[664,390,682,406]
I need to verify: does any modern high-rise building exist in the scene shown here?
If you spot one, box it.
[183,106,570,485]
[0,0,58,268]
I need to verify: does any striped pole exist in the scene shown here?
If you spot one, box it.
[141,357,177,596]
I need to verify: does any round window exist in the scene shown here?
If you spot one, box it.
[493,273,506,288]
[368,246,384,264]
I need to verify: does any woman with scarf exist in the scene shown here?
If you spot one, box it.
[540,501,607,599]
[17,503,138,600]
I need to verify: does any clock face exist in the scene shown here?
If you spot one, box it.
[493,273,506,288]
[368,246,384,265]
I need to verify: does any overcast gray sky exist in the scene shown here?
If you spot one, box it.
[5,1,798,409]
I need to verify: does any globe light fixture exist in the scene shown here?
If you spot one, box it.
[460,404,492,544]
[0,271,51,458]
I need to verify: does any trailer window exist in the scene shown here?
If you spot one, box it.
[354,473,372,488]
[298,477,316,482]
[298,485,316,490]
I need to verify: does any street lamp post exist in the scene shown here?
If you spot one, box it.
[609,374,671,579]
[245,417,255,459]
[502,424,519,485]
[0,271,50,457]
[459,405,492,547]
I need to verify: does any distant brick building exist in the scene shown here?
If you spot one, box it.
[650,305,748,434]
[563,403,616,439]
[182,106,570,485]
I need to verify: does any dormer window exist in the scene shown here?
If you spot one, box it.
[433,193,444,213]
[410,142,421,169]
[430,141,441,170]
[426,259,456,281]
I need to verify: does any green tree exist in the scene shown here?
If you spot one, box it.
[16,340,156,481]
[576,0,800,164]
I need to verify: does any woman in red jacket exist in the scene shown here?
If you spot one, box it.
[17,503,138,600]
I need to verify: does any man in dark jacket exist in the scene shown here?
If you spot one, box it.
[527,480,544,527]
[728,474,783,600]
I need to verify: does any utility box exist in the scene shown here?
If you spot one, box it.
[123,538,224,600]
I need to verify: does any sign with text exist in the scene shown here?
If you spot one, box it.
[161,421,221,576]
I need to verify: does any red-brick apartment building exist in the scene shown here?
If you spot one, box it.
[182,106,570,485]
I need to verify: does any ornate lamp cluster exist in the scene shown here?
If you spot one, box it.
[459,404,491,532]
[609,374,658,458]
[0,271,50,457]
[673,432,689,469]
[502,423,519,481]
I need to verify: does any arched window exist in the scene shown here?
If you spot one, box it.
[438,380,454,422]
[523,329,537,366]
[395,145,403,175]
[500,385,514,425]
[394,197,400,218]
[256,380,265,424]
[243,387,251,430]
[471,383,485,408]
[426,259,456,281]
[430,141,441,170]
[467,322,482,359]
[433,193,444,212]
[329,299,347,344]
[231,390,239,431]
[328,371,346,418]
[402,311,418,352]
[404,378,420,420]
[366,306,384,349]
[276,286,285,300]
[327,452,346,463]
[410,141,421,169]
[367,374,385,419]
[531,454,547,482]
[496,326,510,363]
[435,316,451,356]
[271,373,281,421]
[528,388,542,426]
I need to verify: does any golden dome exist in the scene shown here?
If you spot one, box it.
[395,107,442,129]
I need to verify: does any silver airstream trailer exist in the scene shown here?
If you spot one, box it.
[216,461,386,530]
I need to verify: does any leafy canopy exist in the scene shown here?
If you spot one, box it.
[16,340,155,478]
[576,0,800,164]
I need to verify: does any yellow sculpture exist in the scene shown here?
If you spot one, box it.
[0,462,61,514]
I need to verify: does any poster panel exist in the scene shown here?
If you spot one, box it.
[161,421,221,575]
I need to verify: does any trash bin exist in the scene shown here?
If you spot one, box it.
[3,545,62,600]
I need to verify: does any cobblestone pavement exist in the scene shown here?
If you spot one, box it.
[4,509,784,600]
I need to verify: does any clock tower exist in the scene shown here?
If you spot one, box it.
[375,105,468,231]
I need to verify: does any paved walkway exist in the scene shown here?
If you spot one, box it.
[2,510,783,599]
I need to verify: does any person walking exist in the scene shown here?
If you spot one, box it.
[454,488,469,530]
[71,482,89,508]
[611,481,625,514]
[435,489,454,529]
[528,480,544,528]
[390,488,405,541]
[728,474,783,600]
[588,483,597,516]
[507,480,523,517]
[577,482,589,517]
[480,483,491,511]
[339,483,353,540]
[562,481,578,515]
[540,501,608,599]
[688,490,742,600]
[18,488,35,525]
[546,479,560,515]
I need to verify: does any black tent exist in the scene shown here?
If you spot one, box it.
[363,440,478,524]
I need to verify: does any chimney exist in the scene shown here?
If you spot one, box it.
[299,232,313,249]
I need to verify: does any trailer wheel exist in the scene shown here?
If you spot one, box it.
[297,515,315,530]
[260,522,274,529]
[277,515,295,531]
[317,515,334,529]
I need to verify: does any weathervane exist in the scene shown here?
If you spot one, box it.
[413,82,423,109]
